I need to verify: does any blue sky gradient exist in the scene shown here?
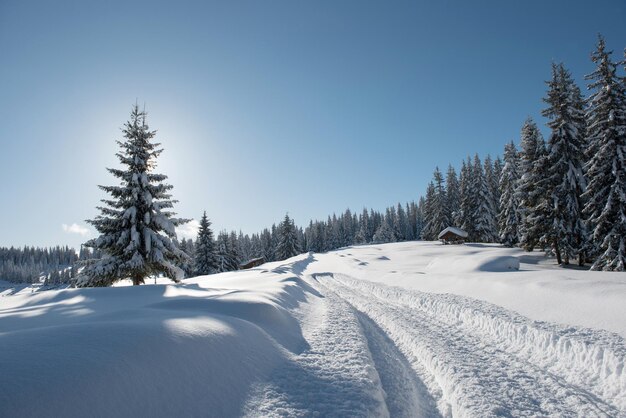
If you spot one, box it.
[1,0,625,249]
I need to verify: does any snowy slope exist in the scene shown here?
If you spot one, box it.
[1,242,625,417]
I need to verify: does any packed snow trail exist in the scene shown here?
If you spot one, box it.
[244,279,440,417]
[312,273,624,417]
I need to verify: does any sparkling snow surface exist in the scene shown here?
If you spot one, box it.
[1,242,625,417]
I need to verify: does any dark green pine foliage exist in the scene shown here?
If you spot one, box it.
[227,231,242,270]
[484,155,501,230]
[492,156,503,212]
[446,165,461,225]
[430,167,451,237]
[540,63,588,265]
[473,155,498,242]
[459,158,477,240]
[498,142,522,247]
[79,105,189,287]
[516,118,547,251]
[583,37,626,271]
[194,212,219,275]
[215,231,230,273]
[420,181,437,240]
[275,214,301,261]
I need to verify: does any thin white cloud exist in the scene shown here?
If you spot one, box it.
[62,223,90,236]
[176,219,200,240]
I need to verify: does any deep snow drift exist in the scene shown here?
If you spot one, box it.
[1,242,625,417]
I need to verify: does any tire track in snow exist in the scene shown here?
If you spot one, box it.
[352,302,442,418]
[243,286,389,417]
[320,273,622,418]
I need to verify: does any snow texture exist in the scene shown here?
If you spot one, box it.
[1,242,625,417]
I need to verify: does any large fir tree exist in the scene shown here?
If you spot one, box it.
[516,118,547,251]
[445,165,461,225]
[78,105,188,287]
[541,63,588,265]
[472,155,498,242]
[582,37,626,271]
[498,142,521,247]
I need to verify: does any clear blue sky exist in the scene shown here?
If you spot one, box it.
[1,0,625,249]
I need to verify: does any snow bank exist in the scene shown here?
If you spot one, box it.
[0,254,317,417]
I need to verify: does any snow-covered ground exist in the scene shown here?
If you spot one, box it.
[1,242,625,417]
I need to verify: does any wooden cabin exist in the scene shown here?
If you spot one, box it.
[239,257,265,270]
[438,226,468,244]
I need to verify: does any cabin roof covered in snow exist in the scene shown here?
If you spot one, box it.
[438,226,468,239]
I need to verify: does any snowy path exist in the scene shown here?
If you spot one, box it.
[303,273,625,417]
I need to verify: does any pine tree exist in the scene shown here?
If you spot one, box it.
[445,165,461,225]
[498,142,521,246]
[430,167,450,235]
[420,182,436,240]
[541,63,588,265]
[227,231,242,270]
[373,221,394,243]
[215,231,229,273]
[395,203,408,241]
[79,105,189,287]
[582,36,626,271]
[485,155,501,220]
[275,214,300,260]
[472,155,498,242]
[517,118,547,251]
[194,212,218,275]
[178,238,195,277]
[260,228,273,262]
[492,156,503,210]
[459,158,476,238]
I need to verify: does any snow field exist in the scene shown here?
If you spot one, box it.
[1,243,625,417]
[320,274,622,417]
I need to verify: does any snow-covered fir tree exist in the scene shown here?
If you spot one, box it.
[420,182,437,240]
[498,142,522,246]
[582,37,626,271]
[215,231,229,273]
[445,165,461,225]
[275,214,300,260]
[260,228,274,262]
[492,156,503,211]
[78,105,189,287]
[484,155,501,226]
[541,63,588,265]
[227,231,242,270]
[395,203,408,241]
[472,155,498,242]
[428,167,450,237]
[516,118,547,251]
[459,159,476,239]
[178,238,195,277]
[194,211,218,275]
[373,220,395,243]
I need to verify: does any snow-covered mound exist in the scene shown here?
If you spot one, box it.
[1,243,625,417]
[426,254,520,272]
[0,255,316,417]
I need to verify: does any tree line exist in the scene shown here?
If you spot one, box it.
[0,246,78,284]
[419,36,626,270]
